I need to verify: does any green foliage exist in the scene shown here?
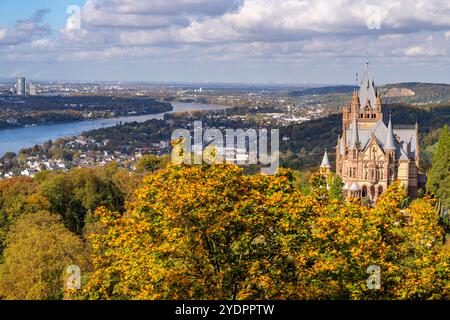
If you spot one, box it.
[135,154,170,174]
[328,173,344,201]
[39,168,125,233]
[426,125,450,210]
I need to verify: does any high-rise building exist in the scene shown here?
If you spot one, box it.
[29,83,37,96]
[320,62,420,203]
[16,77,26,96]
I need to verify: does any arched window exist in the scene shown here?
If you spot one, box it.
[370,186,376,199]
[378,186,383,196]
[362,186,368,198]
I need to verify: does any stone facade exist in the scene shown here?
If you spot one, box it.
[321,64,420,203]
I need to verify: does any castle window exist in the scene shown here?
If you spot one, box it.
[362,186,367,198]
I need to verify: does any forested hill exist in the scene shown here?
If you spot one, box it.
[288,82,450,103]
[288,85,358,96]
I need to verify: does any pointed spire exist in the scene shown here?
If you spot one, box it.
[358,60,377,112]
[350,115,359,149]
[365,52,369,71]
[320,148,331,169]
[385,113,396,150]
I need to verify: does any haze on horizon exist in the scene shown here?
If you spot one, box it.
[0,0,449,85]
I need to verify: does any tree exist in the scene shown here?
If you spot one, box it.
[135,154,170,174]
[0,177,46,256]
[328,173,344,201]
[82,164,449,300]
[82,163,301,299]
[39,168,125,233]
[0,212,89,300]
[426,125,450,211]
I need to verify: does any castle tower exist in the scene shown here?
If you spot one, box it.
[332,63,420,203]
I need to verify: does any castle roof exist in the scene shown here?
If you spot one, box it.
[341,119,417,160]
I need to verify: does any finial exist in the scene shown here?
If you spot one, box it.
[365,51,369,70]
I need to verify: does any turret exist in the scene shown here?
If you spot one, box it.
[375,91,382,113]
[320,148,331,179]
[351,90,360,113]
[320,148,331,169]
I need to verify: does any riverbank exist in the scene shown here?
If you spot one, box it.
[0,102,229,157]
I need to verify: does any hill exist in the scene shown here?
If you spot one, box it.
[288,85,358,97]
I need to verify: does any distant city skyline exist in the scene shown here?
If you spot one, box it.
[1,0,449,84]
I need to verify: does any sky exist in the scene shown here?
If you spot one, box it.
[0,0,449,84]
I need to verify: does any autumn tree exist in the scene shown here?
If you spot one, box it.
[0,212,90,300]
[82,164,449,300]
[83,164,302,299]
[0,177,48,257]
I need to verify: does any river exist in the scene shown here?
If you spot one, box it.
[0,102,229,157]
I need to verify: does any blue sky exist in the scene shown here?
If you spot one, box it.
[0,0,449,84]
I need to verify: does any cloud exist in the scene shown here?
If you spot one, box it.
[81,0,244,28]
[0,9,51,46]
[1,0,450,82]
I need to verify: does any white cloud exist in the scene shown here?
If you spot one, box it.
[0,9,51,46]
[1,0,450,81]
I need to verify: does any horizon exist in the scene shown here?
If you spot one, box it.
[1,77,449,87]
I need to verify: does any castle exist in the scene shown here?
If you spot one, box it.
[320,63,420,203]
